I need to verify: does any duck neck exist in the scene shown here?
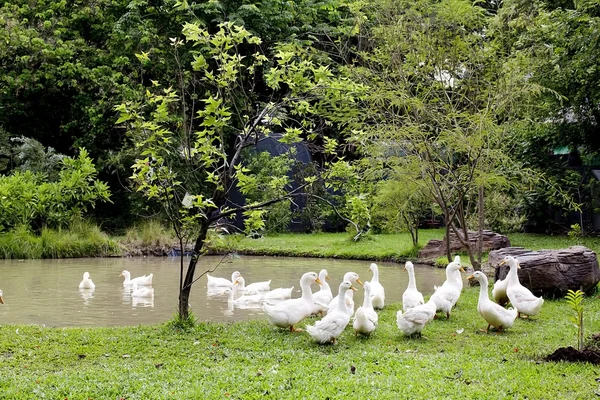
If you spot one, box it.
[445,266,457,283]
[237,278,245,291]
[478,277,489,303]
[371,267,379,283]
[407,267,417,289]
[300,279,314,303]
[362,288,372,308]
[319,279,330,293]
[338,288,348,310]
[507,263,519,285]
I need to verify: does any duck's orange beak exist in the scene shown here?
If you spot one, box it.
[459,266,465,273]
[499,260,506,266]
[0,296,4,304]
[326,275,330,281]
[467,275,474,280]
[315,278,323,285]
[356,278,364,286]
[350,285,358,292]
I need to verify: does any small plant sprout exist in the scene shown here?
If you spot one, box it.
[565,289,585,351]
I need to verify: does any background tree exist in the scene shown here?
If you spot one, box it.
[117,22,366,320]
[349,0,541,268]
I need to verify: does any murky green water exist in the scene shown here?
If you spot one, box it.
[0,255,447,327]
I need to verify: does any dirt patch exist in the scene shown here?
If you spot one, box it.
[545,346,600,364]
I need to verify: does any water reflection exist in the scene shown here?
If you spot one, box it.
[79,288,95,306]
[0,256,448,327]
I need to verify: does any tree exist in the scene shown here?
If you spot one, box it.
[349,0,540,268]
[116,22,366,320]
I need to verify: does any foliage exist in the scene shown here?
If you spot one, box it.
[0,222,120,259]
[565,289,585,351]
[117,21,367,318]
[349,0,545,268]
[1,291,600,398]
[123,219,175,248]
[466,190,527,234]
[0,148,111,232]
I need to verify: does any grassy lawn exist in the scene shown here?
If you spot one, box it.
[1,286,598,399]
[211,229,600,263]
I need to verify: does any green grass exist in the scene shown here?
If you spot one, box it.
[0,223,121,259]
[211,229,600,266]
[1,286,599,398]
[211,230,446,261]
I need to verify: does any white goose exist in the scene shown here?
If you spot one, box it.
[120,270,153,286]
[307,281,357,344]
[368,263,385,310]
[206,271,240,289]
[326,272,363,317]
[262,272,322,332]
[353,281,378,337]
[402,261,424,312]
[79,272,96,289]
[0,289,4,304]
[312,269,333,316]
[430,260,465,319]
[504,256,544,318]
[397,297,437,337]
[131,282,154,298]
[233,276,271,295]
[468,271,517,333]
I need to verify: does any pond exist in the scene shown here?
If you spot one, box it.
[0,255,448,327]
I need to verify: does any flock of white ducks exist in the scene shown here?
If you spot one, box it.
[75,270,155,300]
[209,255,544,344]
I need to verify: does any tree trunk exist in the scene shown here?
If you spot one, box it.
[178,219,209,320]
[477,185,484,271]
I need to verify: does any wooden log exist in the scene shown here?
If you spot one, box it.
[488,246,600,298]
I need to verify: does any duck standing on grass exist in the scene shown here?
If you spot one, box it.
[307,281,357,344]
[327,272,363,317]
[402,261,424,312]
[503,256,544,318]
[353,281,378,337]
[430,260,464,319]
[262,272,322,332]
[468,271,518,333]
[368,263,385,310]
[397,297,437,337]
[312,269,333,316]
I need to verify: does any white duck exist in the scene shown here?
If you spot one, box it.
[131,282,154,298]
[0,289,4,304]
[206,271,241,289]
[368,263,385,309]
[353,281,378,337]
[261,287,294,302]
[468,271,518,333]
[120,270,153,286]
[233,276,271,295]
[492,267,510,306]
[430,260,465,319]
[225,287,263,307]
[262,272,322,332]
[312,269,333,316]
[402,261,424,312]
[307,281,357,344]
[397,297,437,337]
[79,272,96,289]
[504,256,544,318]
[326,272,363,317]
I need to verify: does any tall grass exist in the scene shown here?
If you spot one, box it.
[122,219,175,249]
[0,221,121,259]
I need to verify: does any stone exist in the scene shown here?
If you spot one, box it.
[488,246,600,298]
[418,230,510,259]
